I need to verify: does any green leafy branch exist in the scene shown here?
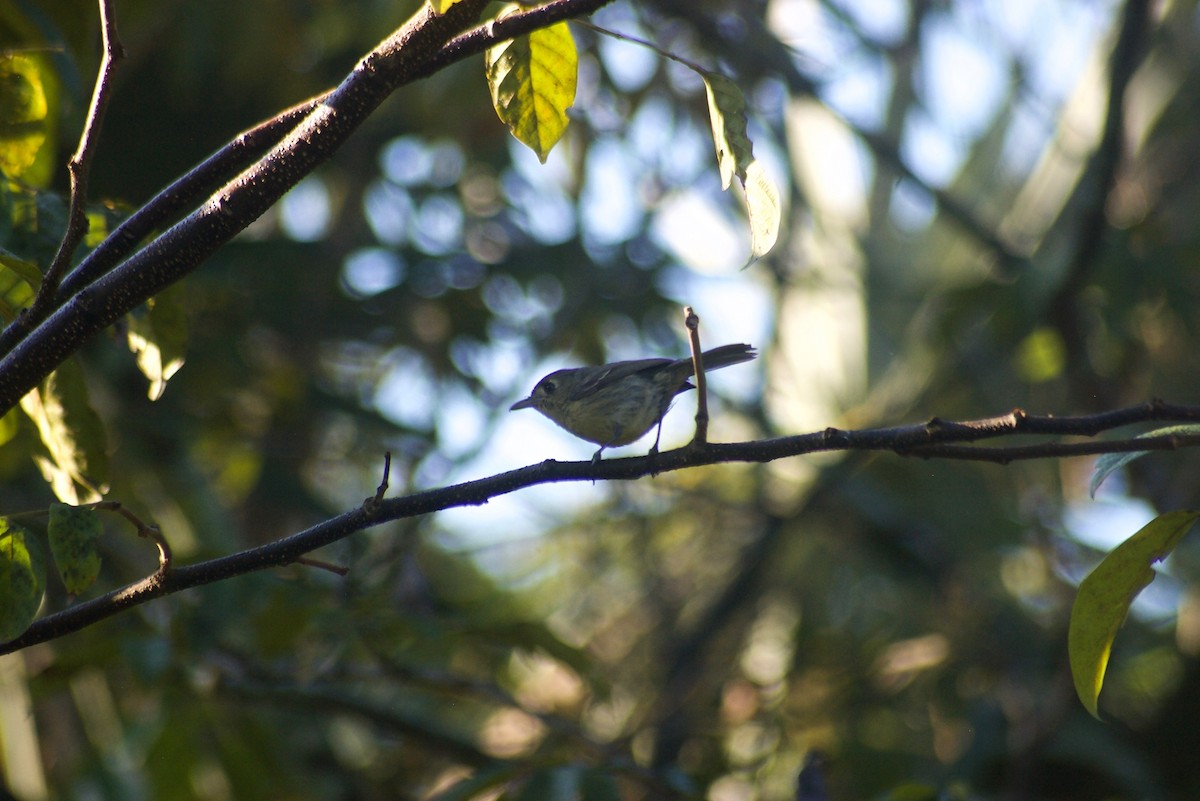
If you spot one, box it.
[0,500,169,641]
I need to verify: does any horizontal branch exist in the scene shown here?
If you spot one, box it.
[4,399,1200,655]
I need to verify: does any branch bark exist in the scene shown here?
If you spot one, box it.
[0,0,616,413]
[4,399,1200,655]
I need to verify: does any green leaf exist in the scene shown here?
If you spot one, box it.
[1089,424,1200,498]
[429,0,467,12]
[0,53,56,186]
[19,357,109,504]
[1014,327,1065,383]
[0,518,46,641]
[701,72,781,263]
[48,503,102,594]
[485,10,577,163]
[1068,509,1199,718]
[0,247,39,322]
[127,288,189,401]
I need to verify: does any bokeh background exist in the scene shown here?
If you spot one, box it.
[4,0,1200,798]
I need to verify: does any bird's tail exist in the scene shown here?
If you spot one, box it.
[696,343,757,372]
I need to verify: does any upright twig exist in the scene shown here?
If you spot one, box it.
[26,0,124,321]
[684,306,709,445]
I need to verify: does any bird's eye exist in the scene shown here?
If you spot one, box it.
[541,380,557,395]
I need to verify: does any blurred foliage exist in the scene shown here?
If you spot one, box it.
[2,0,1200,800]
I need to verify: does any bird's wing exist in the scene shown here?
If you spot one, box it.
[567,358,675,399]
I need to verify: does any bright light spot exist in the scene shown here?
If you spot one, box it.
[342,248,405,297]
[426,140,465,187]
[788,99,871,223]
[379,136,432,186]
[501,170,576,245]
[628,97,677,164]
[375,349,435,430]
[435,382,486,458]
[832,0,909,44]
[363,179,413,245]
[280,176,331,242]
[823,50,893,129]
[412,193,463,255]
[767,0,849,68]
[582,137,644,246]
[652,191,743,273]
[920,14,1007,136]
[1064,496,1156,552]
[900,108,964,186]
[598,35,657,92]
[708,775,754,801]
[741,603,798,685]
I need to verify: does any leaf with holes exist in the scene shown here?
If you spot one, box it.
[48,503,103,594]
[1069,509,1198,718]
[702,72,781,263]
[486,9,577,163]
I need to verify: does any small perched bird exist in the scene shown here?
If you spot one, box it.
[510,343,757,462]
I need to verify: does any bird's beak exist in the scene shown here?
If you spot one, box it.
[510,396,535,411]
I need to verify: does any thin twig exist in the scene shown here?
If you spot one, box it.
[90,500,173,574]
[575,19,711,74]
[683,306,708,445]
[27,0,124,318]
[52,93,329,305]
[293,556,350,576]
[361,451,392,513]
[376,452,393,502]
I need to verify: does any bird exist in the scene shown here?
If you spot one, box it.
[510,343,756,462]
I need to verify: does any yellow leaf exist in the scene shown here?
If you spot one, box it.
[0,53,57,187]
[486,10,577,163]
[19,358,109,504]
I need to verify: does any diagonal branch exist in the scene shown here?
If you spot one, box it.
[4,399,1200,655]
[0,0,617,416]
[0,95,326,358]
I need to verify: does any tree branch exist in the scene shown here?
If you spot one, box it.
[0,0,617,414]
[24,0,124,322]
[4,399,1200,655]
